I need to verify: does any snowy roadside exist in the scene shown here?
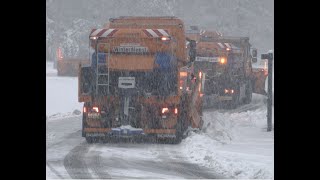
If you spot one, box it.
[47,111,82,121]
[180,96,274,179]
[46,61,57,76]
[46,61,83,118]
[46,115,83,179]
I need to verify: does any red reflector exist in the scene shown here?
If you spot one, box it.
[83,107,87,113]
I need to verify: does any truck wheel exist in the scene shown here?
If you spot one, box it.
[229,92,239,109]
[244,80,253,104]
[173,124,182,144]
[171,98,188,144]
[199,117,204,130]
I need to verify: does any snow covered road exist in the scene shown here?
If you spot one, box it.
[46,115,225,179]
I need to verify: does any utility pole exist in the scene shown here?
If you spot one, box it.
[261,52,273,132]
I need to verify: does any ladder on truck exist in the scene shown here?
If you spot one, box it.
[95,43,110,95]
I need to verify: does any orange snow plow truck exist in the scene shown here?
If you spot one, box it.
[186,27,268,108]
[78,16,204,144]
[56,47,89,76]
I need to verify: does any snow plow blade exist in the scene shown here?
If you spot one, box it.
[252,68,268,95]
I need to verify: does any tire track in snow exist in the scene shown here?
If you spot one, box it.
[64,142,113,179]
[46,161,65,179]
[153,144,226,178]
[63,141,225,179]
[64,142,93,179]
[47,119,83,179]
[86,148,112,179]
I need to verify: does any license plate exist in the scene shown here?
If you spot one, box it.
[88,113,100,119]
[157,134,176,138]
[86,133,105,137]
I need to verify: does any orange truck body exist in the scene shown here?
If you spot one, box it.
[57,58,89,76]
[78,17,203,143]
[186,28,267,96]
[56,47,89,76]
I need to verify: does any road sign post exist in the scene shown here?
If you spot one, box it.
[261,52,273,132]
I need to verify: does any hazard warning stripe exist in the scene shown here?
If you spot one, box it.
[96,29,108,37]
[143,29,170,38]
[90,29,118,37]
[217,43,225,49]
[158,29,169,36]
[153,29,163,37]
[224,43,231,48]
[90,29,103,37]
[146,29,159,37]
[104,29,118,37]
[90,28,169,38]
[142,29,153,37]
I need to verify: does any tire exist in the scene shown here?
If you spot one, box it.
[199,117,204,130]
[229,91,240,109]
[171,96,189,144]
[82,113,86,137]
[172,119,183,144]
[82,103,88,137]
[244,80,253,104]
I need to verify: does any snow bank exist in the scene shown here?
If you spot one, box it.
[180,100,274,179]
[47,111,81,121]
[46,61,57,76]
[46,62,83,117]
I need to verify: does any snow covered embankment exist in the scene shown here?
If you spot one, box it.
[180,104,274,179]
[46,62,83,119]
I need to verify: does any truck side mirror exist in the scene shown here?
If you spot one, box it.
[252,48,257,63]
[189,40,196,62]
